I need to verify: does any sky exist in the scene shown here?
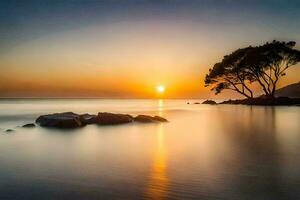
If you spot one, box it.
[0,0,300,98]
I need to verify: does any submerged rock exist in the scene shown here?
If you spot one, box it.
[134,115,168,123]
[97,112,134,125]
[202,100,217,105]
[36,112,83,128]
[5,129,14,132]
[22,123,36,128]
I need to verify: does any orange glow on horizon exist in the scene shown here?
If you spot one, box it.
[0,20,299,99]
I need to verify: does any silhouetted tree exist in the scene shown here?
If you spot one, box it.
[205,41,300,98]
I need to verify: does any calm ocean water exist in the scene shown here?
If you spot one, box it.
[0,99,300,200]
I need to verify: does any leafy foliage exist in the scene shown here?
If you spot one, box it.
[205,41,300,98]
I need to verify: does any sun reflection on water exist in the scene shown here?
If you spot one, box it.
[158,99,164,116]
[144,122,169,200]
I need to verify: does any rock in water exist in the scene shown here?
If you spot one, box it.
[134,115,155,123]
[97,112,133,125]
[5,129,14,132]
[202,100,217,105]
[35,112,168,128]
[134,115,168,123]
[22,123,36,128]
[153,115,168,122]
[80,114,98,124]
[220,97,300,106]
[36,112,83,128]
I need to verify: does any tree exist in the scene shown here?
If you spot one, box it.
[204,47,255,98]
[205,41,300,98]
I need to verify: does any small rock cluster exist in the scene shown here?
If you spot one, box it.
[202,100,217,105]
[35,112,168,129]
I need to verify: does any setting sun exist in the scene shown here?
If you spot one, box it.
[156,85,165,94]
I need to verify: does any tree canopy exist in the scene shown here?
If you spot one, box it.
[205,41,300,98]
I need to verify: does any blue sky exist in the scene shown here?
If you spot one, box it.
[1,0,300,49]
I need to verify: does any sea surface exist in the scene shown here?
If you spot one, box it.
[0,99,300,200]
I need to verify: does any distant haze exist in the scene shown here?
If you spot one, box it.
[0,0,300,98]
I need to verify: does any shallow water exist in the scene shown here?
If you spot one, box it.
[0,99,300,200]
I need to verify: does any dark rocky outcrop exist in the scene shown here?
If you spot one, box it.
[36,112,83,128]
[80,114,98,124]
[220,97,300,106]
[35,112,168,129]
[194,102,200,104]
[134,115,154,123]
[202,100,217,105]
[22,123,36,128]
[153,116,168,122]
[134,115,168,123]
[97,112,134,125]
[5,129,14,132]
[275,82,300,98]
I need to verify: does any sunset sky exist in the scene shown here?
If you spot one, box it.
[0,0,300,98]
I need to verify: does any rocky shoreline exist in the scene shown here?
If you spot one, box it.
[35,112,168,129]
[219,97,300,106]
[189,97,300,106]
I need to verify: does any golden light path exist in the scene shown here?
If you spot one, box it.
[145,100,169,200]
